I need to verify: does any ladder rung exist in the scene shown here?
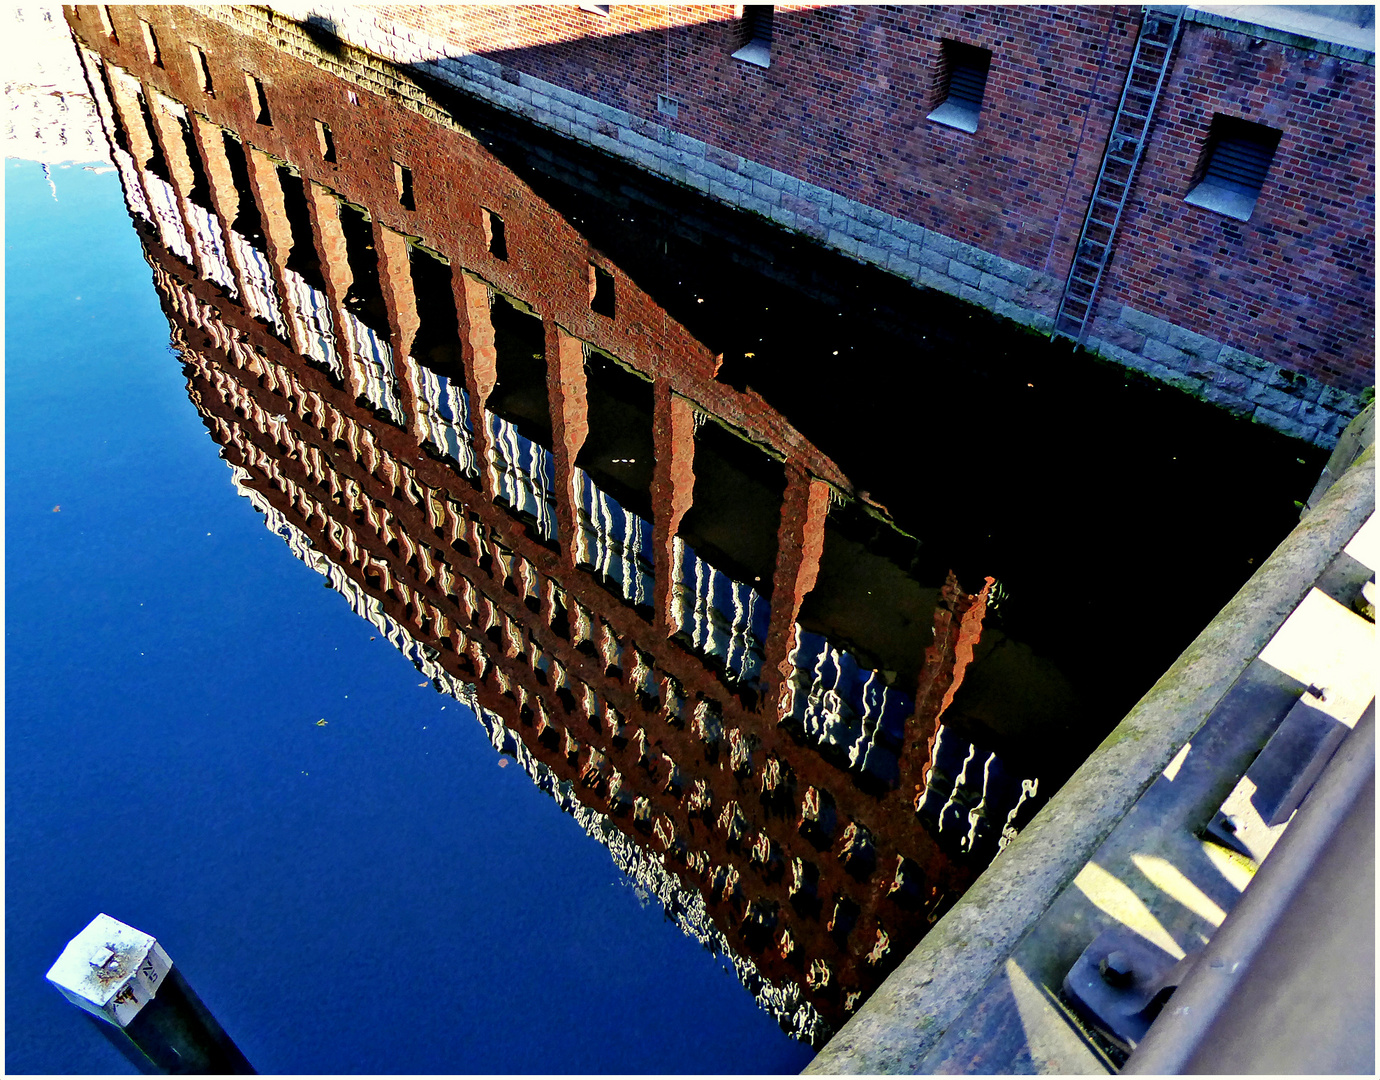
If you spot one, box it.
[1107,154,1138,167]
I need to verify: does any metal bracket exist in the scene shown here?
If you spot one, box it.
[1062,926,1199,1053]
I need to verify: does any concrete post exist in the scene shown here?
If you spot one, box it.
[761,468,830,715]
[46,913,254,1074]
[651,384,695,636]
[546,320,589,568]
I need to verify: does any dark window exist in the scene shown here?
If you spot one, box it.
[190,45,213,95]
[928,41,991,134]
[732,5,773,68]
[140,20,161,67]
[1185,115,1282,222]
[579,3,611,14]
[483,208,507,260]
[394,161,415,211]
[245,74,271,125]
[315,119,336,163]
[590,264,615,318]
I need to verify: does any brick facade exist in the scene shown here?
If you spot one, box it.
[236,2,1371,445]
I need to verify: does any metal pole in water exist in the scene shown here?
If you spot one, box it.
[45,913,255,1074]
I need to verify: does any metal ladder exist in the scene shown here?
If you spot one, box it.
[1052,6,1184,344]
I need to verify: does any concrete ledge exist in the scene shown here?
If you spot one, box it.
[806,445,1375,1073]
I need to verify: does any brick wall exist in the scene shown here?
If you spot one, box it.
[69,2,1374,446]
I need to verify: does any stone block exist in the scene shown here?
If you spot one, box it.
[778,175,800,196]
[1265,366,1322,402]
[959,283,984,307]
[948,261,982,286]
[1318,383,1362,413]
[857,202,891,230]
[1253,406,1317,442]
[858,241,891,266]
[894,218,927,244]
[1217,346,1274,379]
[827,230,861,257]
[1118,305,1172,341]
[919,265,961,296]
[1165,323,1223,362]
[876,229,910,256]
[1144,337,1192,369]
[686,171,711,194]
[846,218,880,244]
[740,193,773,217]
[887,253,921,278]
[670,131,707,156]
[751,180,783,205]
[1245,381,1303,417]
[1201,385,1256,418]
[770,205,798,229]
[979,272,1019,302]
[919,248,950,274]
[923,231,962,260]
[740,157,775,183]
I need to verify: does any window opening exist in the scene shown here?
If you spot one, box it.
[220,131,264,246]
[278,165,325,291]
[97,5,116,39]
[590,264,615,318]
[175,114,213,209]
[732,6,773,68]
[657,94,680,119]
[245,73,271,125]
[394,161,415,211]
[140,19,161,66]
[482,208,508,260]
[928,40,991,134]
[1184,114,1281,222]
[190,46,213,95]
[579,4,611,14]
[315,119,336,163]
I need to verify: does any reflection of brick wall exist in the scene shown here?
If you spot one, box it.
[145,228,979,1039]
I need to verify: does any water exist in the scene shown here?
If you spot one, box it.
[5,157,814,1073]
[8,8,1328,1071]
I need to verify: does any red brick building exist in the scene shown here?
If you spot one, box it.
[250,1,1374,444]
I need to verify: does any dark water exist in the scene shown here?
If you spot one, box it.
[5,157,816,1074]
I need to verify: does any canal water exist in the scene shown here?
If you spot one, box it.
[7,13,1326,1074]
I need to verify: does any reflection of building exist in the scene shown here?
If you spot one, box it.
[67,4,1058,1039]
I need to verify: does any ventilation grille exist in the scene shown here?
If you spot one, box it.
[1203,129,1278,194]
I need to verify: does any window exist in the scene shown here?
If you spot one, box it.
[482,208,507,260]
[1184,115,1282,222]
[579,4,611,14]
[245,74,271,125]
[732,5,773,69]
[315,120,336,163]
[96,5,116,39]
[394,162,415,211]
[657,93,680,120]
[928,40,991,134]
[140,19,161,66]
[590,264,615,317]
[190,45,213,95]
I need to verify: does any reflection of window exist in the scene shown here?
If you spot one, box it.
[579,3,611,14]
[394,161,415,211]
[140,19,161,66]
[927,40,991,134]
[97,5,116,40]
[190,45,213,95]
[1184,115,1281,222]
[732,5,773,68]
[483,208,508,260]
[245,73,271,125]
[315,119,336,163]
[590,264,615,318]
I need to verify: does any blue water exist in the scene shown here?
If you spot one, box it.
[5,157,815,1074]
